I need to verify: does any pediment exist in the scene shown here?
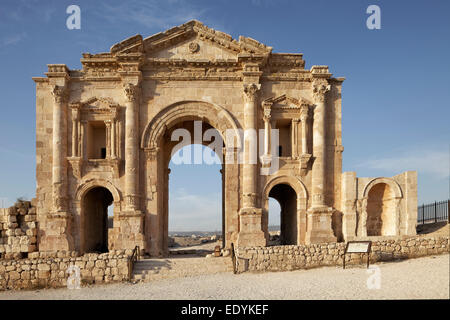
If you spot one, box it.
[262,94,312,110]
[70,97,119,110]
[109,20,272,61]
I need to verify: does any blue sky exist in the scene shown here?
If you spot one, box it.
[0,0,449,231]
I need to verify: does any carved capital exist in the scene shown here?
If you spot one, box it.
[312,80,330,103]
[263,107,271,121]
[243,83,261,103]
[71,105,80,121]
[52,85,69,104]
[300,106,310,121]
[123,83,140,102]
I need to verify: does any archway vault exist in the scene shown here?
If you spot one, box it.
[140,100,242,150]
[262,175,309,245]
[75,178,122,203]
[362,177,403,199]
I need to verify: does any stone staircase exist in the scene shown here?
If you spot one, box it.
[131,255,234,282]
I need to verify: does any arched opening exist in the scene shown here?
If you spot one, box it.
[268,184,297,245]
[82,187,113,253]
[162,119,225,255]
[366,183,395,236]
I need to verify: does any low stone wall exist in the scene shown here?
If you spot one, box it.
[0,199,38,259]
[0,250,131,290]
[235,235,450,273]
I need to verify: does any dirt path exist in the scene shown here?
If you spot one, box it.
[0,254,448,300]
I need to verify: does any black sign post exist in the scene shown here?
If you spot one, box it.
[343,241,372,269]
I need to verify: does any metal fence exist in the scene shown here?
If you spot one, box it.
[417,200,449,224]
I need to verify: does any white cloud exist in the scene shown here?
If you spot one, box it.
[169,188,221,232]
[356,149,449,179]
[1,32,27,47]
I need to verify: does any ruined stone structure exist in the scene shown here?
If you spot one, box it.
[30,20,417,257]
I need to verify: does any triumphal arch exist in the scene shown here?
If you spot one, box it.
[32,20,417,256]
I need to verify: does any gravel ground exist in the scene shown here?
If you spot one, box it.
[0,254,448,300]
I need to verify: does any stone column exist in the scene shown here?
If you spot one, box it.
[80,120,87,160]
[237,83,266,247]
[300,107,309,154]
[71,106,79,157]
[123,82,140,211]
[305,74,337,244]
[260,105,272,168]
[291,118,300,158]
[51,85,69,213]
[105,120,111,159]
[40,83,74,252]
[311,79,329,208]
[111,119,116,159]
[242,83,260,208]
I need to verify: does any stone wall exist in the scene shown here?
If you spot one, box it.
[0,200,38,259]
[0,250,130,290]
[235,235,449,273]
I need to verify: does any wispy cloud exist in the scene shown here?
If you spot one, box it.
[1,32,27,47]
[99,0,207,30]
[169,188,221,232]
[356,148,449,179]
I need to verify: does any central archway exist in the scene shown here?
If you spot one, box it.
[141,101,242,256]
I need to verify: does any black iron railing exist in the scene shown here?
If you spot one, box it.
[417,200,449,224]
[128,246,140,281]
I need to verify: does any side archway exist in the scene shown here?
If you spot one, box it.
[74,179,122,253]
[361,178,403,237]
[263,175,308,245]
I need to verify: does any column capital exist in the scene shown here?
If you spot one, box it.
[312,79,330,103]
[123,82,141,102]
[51,85,69,104]
[263,106,271,121]
[243,83,261,103]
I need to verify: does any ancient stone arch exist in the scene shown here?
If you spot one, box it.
[32,20,417,255]
[75,178,121,204]
[360,178,403,237]
[141,100,242,151]
[362,177,403,199]
[262,175,308,245]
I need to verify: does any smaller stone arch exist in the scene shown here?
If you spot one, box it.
[362,177,403,199]
[75,178,121,203]
[263,175,308,204]
[263,175,308,245]
[361,178,403,237]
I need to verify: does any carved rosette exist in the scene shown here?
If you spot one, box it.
[123,83,140,102]
[243,83,261,103]
[312,80,330,103]
[51,85,69,104]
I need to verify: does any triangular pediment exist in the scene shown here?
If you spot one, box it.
[263,94,312,109]
[109,20,272,61]
[70,97,119,110]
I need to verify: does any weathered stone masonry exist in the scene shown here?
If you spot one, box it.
[26,20,418,257]
[236,236,449,273]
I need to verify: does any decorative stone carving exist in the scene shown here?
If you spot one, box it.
[51,85,69,104]
[189,42,200,53]
[243,83,261,102]
[123,83,140,102]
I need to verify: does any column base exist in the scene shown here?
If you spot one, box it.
[237,207,267,247]
[305,206,337,244]
[39,212,74,252]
